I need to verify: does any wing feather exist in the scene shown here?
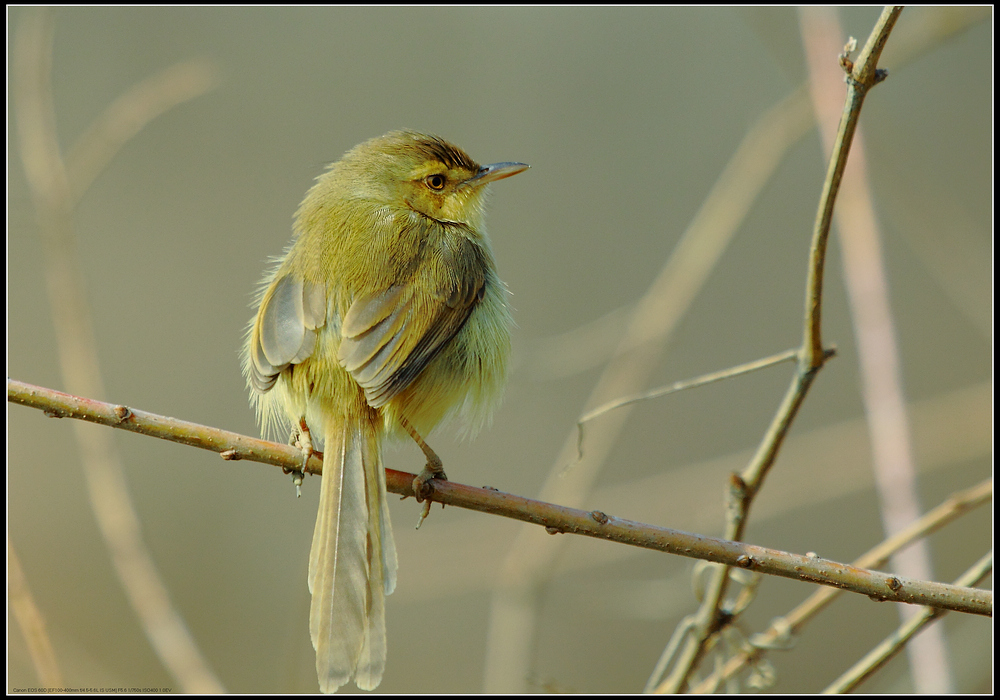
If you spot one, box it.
[249,275,327,391]
[337,239,486,407]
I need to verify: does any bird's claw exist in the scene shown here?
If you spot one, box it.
[282,466,305,498]
[412,463,447,529]
[286,419,315,498]
[412,463,447,503]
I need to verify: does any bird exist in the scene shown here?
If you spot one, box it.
[242,130,526,692]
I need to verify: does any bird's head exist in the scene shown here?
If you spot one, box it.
[332,130,528,230]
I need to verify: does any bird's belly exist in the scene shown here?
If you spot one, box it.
[383,290,511,438]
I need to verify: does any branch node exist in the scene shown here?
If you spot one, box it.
[590,510,610,525]
[839,36,858,73]
[728,472,749,501]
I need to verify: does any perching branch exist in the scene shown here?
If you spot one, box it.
[8,378,992,619]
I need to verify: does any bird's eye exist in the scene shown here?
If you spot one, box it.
[425,174,446,191]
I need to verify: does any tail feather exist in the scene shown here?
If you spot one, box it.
[309,419,397,693]
[377,457,398,596]
[354,430,399,689]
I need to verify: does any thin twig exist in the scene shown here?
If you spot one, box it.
[653,7,904,693]
[8,378,993,618]
[801,5,950,693]
[576,347,834,458]
[689,478,993,692]
[578,349,799,426]
[823,551,993,694]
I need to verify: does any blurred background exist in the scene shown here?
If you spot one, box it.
[7,6,991,694]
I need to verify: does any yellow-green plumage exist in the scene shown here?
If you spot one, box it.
[242,130,524,692]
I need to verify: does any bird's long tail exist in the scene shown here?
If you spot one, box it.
[308,417,398,692]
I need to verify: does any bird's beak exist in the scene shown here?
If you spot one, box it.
[463,161,530,187]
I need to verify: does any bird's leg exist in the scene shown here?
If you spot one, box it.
[399,417,447,526]
[400,417,447,497]
[284,417,314,498]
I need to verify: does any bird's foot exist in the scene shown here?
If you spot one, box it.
[413,459,447,529]
[284,418,315,498]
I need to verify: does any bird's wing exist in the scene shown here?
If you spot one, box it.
[248,274,328,392]
[338,239,486,407]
